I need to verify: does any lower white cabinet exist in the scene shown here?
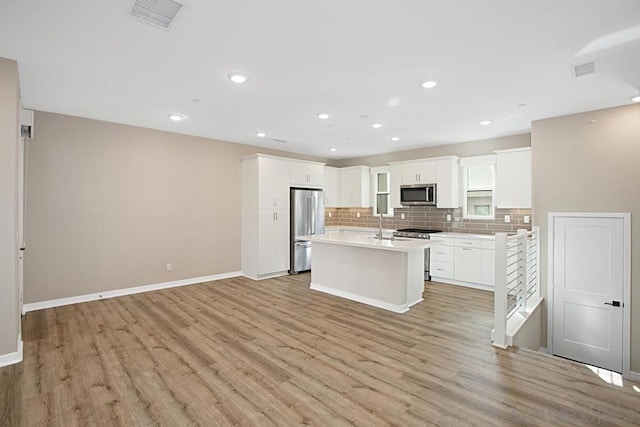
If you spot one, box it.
[454,246,482,283]
[257,209,290,276]
[481,247,495,286]
[430,235,495,290]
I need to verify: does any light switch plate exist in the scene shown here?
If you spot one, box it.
[401,213,405,219]
[446,214,452,221]
[524,215,530,224]
[356,212,360,218]
[328,212,332,218]
[504,215,511,223]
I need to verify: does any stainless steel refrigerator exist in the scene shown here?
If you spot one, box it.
[289,188,325,274]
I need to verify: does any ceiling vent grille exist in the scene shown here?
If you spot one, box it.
[271,138,288,143]
[128,0,184,30]
[573,61,596,77]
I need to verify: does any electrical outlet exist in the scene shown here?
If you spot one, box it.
[504,215,511,223]
[446,214,452,221]
[524,215,530,224]
[166,263,173,271]
[328,211,332,218]
[356,212,360,218]
[401,213,405,219]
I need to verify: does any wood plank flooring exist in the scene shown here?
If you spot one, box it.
[1,275,639,426]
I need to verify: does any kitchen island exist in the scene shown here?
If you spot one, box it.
[301,232,443,313]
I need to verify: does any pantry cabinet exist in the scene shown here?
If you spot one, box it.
[242,154,293,280]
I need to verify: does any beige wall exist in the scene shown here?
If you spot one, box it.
[531,103,640,371]
[333,133,530,167]
[0,58,20,356]
[24,111,327,303]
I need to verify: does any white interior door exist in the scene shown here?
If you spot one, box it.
[18,137,26,315]
[552,215,625,372]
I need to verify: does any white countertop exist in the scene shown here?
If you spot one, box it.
[433,232,496,240]
[325,226,497,240]
[300,232,443,252]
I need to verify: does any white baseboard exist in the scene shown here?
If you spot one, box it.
[625,370,640,382]
[23,271,242,312]
[310,282,413,314]
[0,338,23,368]
[430,277,494,292]
[242,271,289,281]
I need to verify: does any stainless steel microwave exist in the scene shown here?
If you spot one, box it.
[400,183,436,206]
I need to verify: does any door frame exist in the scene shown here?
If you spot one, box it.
[547,212,631,378]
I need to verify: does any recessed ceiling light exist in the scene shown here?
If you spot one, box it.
[390,137,400,141]
[329,148,337,152]
[256,132,266,138]
[317,113,330,120]
[169,114,184,121]
[421,81,438,89]
[631,94,640,103]
[479,120,492,126]
[371,123,382,129]
[227,72,248,84]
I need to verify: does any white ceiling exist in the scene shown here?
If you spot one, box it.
[1,1,639,159]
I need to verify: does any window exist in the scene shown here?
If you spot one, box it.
[372,167,392,216]
[463,164,495,219]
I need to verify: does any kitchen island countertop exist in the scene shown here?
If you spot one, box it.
[299,232,444,252]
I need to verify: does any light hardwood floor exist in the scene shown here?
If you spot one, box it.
[1,275,639,426]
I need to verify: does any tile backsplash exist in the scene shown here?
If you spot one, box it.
[325,206,532,234]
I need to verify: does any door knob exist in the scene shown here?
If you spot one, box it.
[604,301,622,307]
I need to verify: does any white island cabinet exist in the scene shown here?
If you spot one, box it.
[302,232,442,313]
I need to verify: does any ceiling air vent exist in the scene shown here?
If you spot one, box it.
[128,0,184,30]
[573,61,596,77]
[271,138,288,143]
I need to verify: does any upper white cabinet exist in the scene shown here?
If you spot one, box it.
[290,160,324,188]
[494,147,531,208]
[436,156,460,209]
[389,157,459,209]
[389,164,403,208]
[338,166,370,207]
[257,156,290,210]
[323,166,339,207]
[401,160,437,185]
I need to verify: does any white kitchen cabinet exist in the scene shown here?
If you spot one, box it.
[401,160,437,185]
[290,160,324,188]
[494,147,531,208]
[258,156,290,210]
[481,247,495,286]
[338,166,370,207]
[257,209,289,275]
[454,246,482,283]
[436,156,460,209]
[430,235,495,290]
[242,154,293,280]
[323,166,339,207]
[389,164,403,208]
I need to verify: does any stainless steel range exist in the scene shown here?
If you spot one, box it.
[393,228,442,280]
